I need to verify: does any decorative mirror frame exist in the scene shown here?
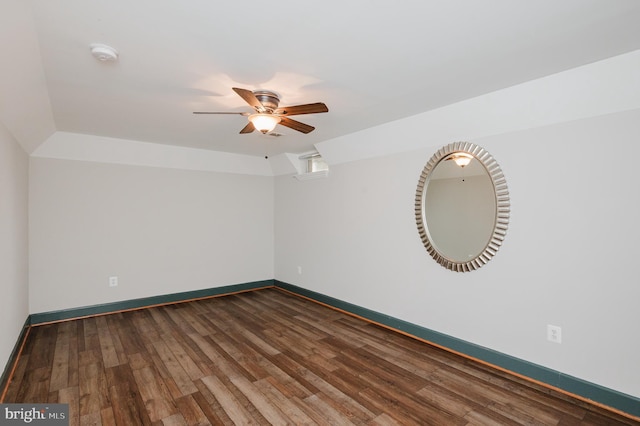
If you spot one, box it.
[415,142,510,272]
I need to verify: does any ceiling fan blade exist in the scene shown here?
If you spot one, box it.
[279,116,315,134]
[274,102,328,116]
[239,121,255,134]
[193,111,249,115]
[232,87,265,112]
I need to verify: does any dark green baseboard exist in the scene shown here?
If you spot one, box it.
[8,279,639,418]
[29,280,274,325]
[274,280,640,419]
[0,317,30,401]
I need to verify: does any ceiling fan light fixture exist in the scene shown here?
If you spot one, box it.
[249,113,281,134]
[194,87,327,135]
[452,153,473,167]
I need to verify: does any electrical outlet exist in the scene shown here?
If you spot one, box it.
[109,276,118,287]
[297,266,302,275]
[547,324,562,343]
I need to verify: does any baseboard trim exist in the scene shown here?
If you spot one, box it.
[12,279,640,419]
[0,317,31,402]
[29,280,274,325]
[2,280,274,401]
[274,280,640,420]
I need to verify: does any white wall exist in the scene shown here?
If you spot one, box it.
[0,122,29,377]
[29,156,274,313]
[274,108,640,398]
[0,0,56,154]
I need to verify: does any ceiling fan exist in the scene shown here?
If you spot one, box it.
[193,87,328,135]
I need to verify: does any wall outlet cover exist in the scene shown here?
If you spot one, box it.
[547,324,562,343]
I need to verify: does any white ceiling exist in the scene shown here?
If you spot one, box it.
[7,0,640,158]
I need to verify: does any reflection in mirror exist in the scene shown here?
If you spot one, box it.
[415,142,510,272]
[425,155,496,261]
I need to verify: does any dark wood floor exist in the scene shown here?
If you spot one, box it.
[3,288,638,425]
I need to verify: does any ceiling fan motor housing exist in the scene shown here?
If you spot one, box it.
[253,90,280,112]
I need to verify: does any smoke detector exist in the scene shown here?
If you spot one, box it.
[90,43,118,62]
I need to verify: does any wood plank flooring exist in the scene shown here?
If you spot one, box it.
[3,288,638,425]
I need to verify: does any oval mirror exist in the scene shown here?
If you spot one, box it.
[415,142,510,272]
